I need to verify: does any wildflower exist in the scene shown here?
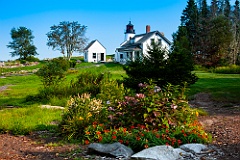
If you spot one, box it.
[171,104,178,110]
[136,137,141,141]
[135,93,145,99]
[156,134,160,138]
[144,144,149,148]
[196,111,199,117]
[154,86,161,92]
[125,140,129,145]
[96,131,101,135]
[108,107,114,111]
[113,131,117,134]
[79,117,84,121]
[112,135,117,140]
[118,139,123,144]
[85,131,90,135]
[106,100,111,104]
[99,136,103,142]
[108,115,114,120]
[85,140,90,145]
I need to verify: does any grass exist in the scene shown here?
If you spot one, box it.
[0,106,62,135]
[188,71,240,102]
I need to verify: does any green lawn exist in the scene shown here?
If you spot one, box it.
[188,71,240,102]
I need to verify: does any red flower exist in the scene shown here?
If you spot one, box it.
[112,135,117,140]
[113,131,117,135]
[166,130,169,133]
[166,142,169,146]
[136,137,141,141]
[156,134,160,138]
[118,139,123,144]
[130,126,135,129]
[184,133,187,137]
[96,131,101,135]
[125,140,129,145]
[98,136,103,142]
[85,140,90,145]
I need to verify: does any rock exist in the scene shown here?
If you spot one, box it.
[40,105,65,110]
[88,142,134,158]
[180,143,208,154]
[131,145,181,160]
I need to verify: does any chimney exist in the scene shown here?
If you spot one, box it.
[146,25,150,33]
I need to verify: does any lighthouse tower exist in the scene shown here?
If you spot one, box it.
[124,21,135,41]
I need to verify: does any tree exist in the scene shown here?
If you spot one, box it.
[208,15,233,66]
[210,0,219,18]
[181,0,199,53]
[7,27,38,60]
[123,41,198,90]
[46,21,87,60]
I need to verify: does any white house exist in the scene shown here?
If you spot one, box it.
[115,21,171,64]
[84,39,106,63]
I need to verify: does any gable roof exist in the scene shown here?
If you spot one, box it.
[124,31,171,47]
[84,39,106,50]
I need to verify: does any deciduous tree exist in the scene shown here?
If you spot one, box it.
[46,21,87,60]
[7,27,38,60]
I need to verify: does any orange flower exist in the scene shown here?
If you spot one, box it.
[96,131,101,135]
[156,134,160,138]
[85,140,90,145]
[98,136,103,142]
[144,144,149,148]
[85,131,90,135]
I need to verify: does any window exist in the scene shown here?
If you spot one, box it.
[93,53,96,59]
[158,39,162,45]
[120,54,123,59]
[151,38,155,45]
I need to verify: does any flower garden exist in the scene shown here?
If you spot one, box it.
[59,78,212,152]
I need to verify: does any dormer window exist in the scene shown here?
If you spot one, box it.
[130,37,135,44]
[151,38,155,45]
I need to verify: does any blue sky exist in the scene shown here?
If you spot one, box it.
[0,0,234,61]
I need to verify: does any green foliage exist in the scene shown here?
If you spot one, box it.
[212,65,240,74]
[0,106,62,135]
[59,93,108,140]
[7,27,38,60]
[36,57,69,89]
[46,21,87,60]
[123,42,197,90]
[36,61,66,89]
[83,119,211,152]
[25,56,40,62]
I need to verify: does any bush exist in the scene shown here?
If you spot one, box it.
[25,56,40,62]
[213,65,240,74]
[36,61,66,88]
[123,42,198,90]
[59,93,108,140]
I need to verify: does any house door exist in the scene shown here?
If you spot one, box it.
[100,53,104,61]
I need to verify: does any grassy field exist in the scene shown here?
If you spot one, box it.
[188,71,240,102]
[0,62,239,135]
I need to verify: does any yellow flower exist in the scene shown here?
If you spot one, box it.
[79,117,84,121]
[87,112,92,118]
[196,111,199,117]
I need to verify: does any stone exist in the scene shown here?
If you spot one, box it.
[88,142,134,158]
[180,143,208,154]
[131,145,181,160]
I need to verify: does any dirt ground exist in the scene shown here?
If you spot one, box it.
[0,93,239,160]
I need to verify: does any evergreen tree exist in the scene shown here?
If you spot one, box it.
[181,0,199,53]
[224,0,231,18]
[208,15,233,66]
[211,0,219,18]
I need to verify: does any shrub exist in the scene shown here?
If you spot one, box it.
[123,42,198,90]
[70,71,105,97]
[25,56,40,62]
[213,65,240,74]
[59,93,108,140]
[36,61,66,88]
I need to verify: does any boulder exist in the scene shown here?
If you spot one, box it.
[131,145,181,160]
[180,143,208,154]
[88,142,134,158]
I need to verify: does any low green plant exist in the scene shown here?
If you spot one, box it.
[59,93,108,140]
[0,106,62,135]
[213,65,240,74]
